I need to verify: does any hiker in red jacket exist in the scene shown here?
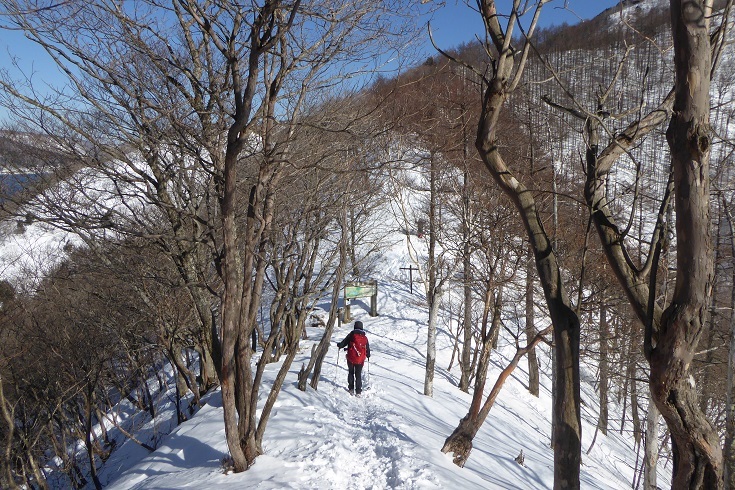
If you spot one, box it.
[336,320,370,395]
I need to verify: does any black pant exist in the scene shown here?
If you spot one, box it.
[347,362,364,394]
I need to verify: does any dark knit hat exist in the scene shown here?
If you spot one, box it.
[354,320,363,330]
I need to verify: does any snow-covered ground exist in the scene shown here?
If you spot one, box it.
[88,235,670,490]
[0,3,690,481]
[0,146,673,488]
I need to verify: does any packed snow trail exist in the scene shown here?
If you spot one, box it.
[287,382,440,489]
[101,278,669,489]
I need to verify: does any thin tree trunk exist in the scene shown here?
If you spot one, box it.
[723,199,735,489]
[550,157,559,453]
[621,338,630,435]
[460,169,474,393]
[256,333,303,445]
[701,208,721,413]
[169,343,199,408]
[25,449,48,490]
[84,385,102,490]
[526,247,539,397]
[302,192,349,391]
[630,358,641,447]
[0,375,18,490]
[598,301,609,435]
[219,158,248,472]
[425,294,440,397]
[425,152,439,398]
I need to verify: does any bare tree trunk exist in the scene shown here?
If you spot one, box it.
[301,195,349,391]
[169,343,200,408]
[701,207,722,413]
[477,95,581,490]
[598,301,609,435]
[728,279,735,490]
[526,248,539,397]
[0,375,19,489]
[83,384,102,490]
[645,393,660,490]
[621,333,631,435]
[25,449,48,490]
[460,168,474,392]
[648,2,723,487]
[725,199,735,490]
[425,152,440,397]
[550,158,559,453]
[630,358,642,447]
[194,334,219,391]
[425,294,440,397]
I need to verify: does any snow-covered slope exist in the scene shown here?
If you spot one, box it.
[1,4,700,486]
[0,126,675,490]
[94,234,671,489]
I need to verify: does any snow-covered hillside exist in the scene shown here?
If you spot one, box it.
[6,2,720,487]
[0,84,676,490]
[79,230,669,490]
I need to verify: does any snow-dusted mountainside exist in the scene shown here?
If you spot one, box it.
[94,233,671,489]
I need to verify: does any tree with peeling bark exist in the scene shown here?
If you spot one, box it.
[656,3,722,487]
[569,0,733,487]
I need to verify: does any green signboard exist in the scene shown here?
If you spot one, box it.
[344,281,377,299]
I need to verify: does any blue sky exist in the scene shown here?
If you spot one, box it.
[0,1,621,101]
[426,0,622,52]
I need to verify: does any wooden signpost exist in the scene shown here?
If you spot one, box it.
[343,279,378,322]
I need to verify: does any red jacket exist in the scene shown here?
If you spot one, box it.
[337,329,370,365]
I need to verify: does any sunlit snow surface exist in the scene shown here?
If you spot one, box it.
[97,236,670,489]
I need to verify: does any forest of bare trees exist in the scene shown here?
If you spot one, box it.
[1,0,735,489]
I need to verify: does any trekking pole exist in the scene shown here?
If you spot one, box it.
[335,347,340,385]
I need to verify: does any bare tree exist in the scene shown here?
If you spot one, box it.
[0,0,425,472]
[381,64,472,398]
[435,2,584,487]
[440,190,528,465]
[724,198,735,490]
[654,3,721,485]
[574,0,733,486]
